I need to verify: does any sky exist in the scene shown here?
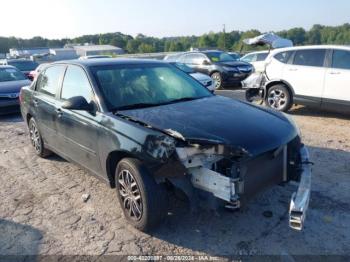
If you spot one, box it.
[1,0,349,39]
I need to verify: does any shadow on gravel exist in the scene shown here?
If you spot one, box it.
[0,219,42,261]
[150,146,350,257]
[289,106,350,120]
[0,112,23,123]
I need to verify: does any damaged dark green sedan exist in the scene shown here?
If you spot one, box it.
[20,59,311,232]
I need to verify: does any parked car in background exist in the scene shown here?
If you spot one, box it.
[240,51,269,72]
[169,62,216,91]
[20,59,311,232]
[28,63,49,81]
[166,50,253,89]
[228,52,241,61]
[0,65,31,114]
[0,59,39,79]
[243,45,350,113]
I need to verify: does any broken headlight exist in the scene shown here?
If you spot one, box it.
[144,134,176,162]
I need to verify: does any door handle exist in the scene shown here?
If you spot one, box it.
[55,108,63,117]
[329,71,340,75]
[288,68,298,71]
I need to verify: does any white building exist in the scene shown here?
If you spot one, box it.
[71,44,124,57]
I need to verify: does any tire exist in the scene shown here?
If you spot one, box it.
[115,158,167,232]
[265,84,293,112]
[28,118,52,158]
[211,72,223,89]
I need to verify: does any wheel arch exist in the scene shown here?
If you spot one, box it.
[105,150,141,188]
[264,79,295,97]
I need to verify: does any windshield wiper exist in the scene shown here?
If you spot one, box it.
[113,102,161,111]
[113,97,203,112]
[161,97,199,105]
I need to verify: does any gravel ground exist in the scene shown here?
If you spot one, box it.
[0,91,349,260]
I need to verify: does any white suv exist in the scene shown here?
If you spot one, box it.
[244,45,350,112]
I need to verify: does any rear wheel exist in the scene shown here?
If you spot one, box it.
[28,118,52,158]
[211,72,223,89]
[115,158,167,232]
[266,84,293,112]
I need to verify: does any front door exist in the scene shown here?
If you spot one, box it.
[323,49,350,111]
[55,65,102,174]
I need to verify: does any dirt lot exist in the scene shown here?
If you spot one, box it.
[0,91,349,260]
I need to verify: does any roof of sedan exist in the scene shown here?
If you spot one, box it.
[53,58,167,67]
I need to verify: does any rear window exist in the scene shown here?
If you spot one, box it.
[293,49,326,67]
[0,67,27,82]
[331,49,350,70]
[8,60,39,71]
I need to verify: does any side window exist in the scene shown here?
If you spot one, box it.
[331,49,350,70]
[178,54,187,64]
[274,51,292,64]
[36,65,65,97]
[256,53,268,61]
[61,65,94,103]
[293,49,326,67]
[192,54,206,65]
[184,54,197,64]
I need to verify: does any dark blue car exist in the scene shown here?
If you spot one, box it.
[0,65,31,114]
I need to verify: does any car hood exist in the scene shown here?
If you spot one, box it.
[119,96,298,156]
[216,61,251,67]
[0,80,31,94]
[190,72,212,82]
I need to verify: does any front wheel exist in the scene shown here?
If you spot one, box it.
[211,72,223,89]
[115,158,167,232]
[265,84,293,112]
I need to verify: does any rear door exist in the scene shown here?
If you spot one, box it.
[282,49,327,104]
[32,65,66,149]
[322,49,350,110]
[55,65,102,174]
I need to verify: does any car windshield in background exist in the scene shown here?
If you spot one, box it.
[173,62,195,73]
[206,52,235,63]
[0,68,27,82]
[91,64,212,111]
[8,61,39,71]
[229,53,240,61]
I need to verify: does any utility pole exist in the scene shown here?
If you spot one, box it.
[223,24,226,50]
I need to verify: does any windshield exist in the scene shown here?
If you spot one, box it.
[206,52,235,63]
[8,61,39,71]
[172,63,194,74]
[91,64,212,111]
[229,53,240,61]
[0,67,27,82]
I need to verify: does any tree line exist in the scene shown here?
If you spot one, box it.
[1,23,350,54]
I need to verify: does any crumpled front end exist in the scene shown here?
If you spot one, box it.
[171,136,311,231]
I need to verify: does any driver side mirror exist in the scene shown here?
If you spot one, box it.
[62,96,93,112]
[202,60,211,65]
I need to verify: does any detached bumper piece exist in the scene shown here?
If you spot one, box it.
[289,146,312,231]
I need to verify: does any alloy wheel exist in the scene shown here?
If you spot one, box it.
[212,73,222,89]
[29,121,42,153]
[118,169,143,221]
[267,89,287,110]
